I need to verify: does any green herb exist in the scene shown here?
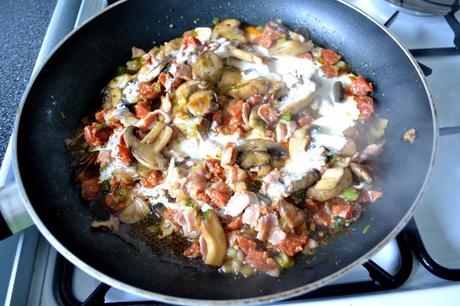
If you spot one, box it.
[329,155,337,164]
[212,17,221,25]
[202,210,210,220]
[101,180,111,192]
[126,58,142,73]
[281,112,292,122]
[116,65,126,76]
[276,37,286,45]
[341,187,359,201]
[331,217,345,232]
[275,252,294,269]
[59,111,66,120]
[362,224,371,234]
[186,199,196,208]
[94,122,105,130]
[229,82,249,91]
[114,187,129,202]
[309,223,316,232]
[240,266,254,277]
[147,225,161,234]
[291,190,306,204]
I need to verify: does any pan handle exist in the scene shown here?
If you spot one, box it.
[0,183,33,240]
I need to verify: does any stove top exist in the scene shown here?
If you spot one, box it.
[1,0,460,305]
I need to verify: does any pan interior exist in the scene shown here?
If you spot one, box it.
[16,0,434,300]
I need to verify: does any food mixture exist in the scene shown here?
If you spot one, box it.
[66,19,387,277]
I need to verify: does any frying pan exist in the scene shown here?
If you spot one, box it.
[0,0,437,304]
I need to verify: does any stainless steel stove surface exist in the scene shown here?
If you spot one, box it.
[1,0,460,305]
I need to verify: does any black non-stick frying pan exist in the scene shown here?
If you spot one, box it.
[2,0,437,304]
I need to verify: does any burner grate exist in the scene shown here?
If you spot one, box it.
[55,230,413,305]
[406,220,460,281]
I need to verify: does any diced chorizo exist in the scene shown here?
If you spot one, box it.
[321,65,339,78]
[84,124,112,147]
[205,183,233,208]
[346,75,373,96]
[277,235,307,256]
[184,241,201,258]
[226,215,243,230]
[320,49,341,65]
[81,178,100,201]
[245,249,277,272]
[236,235,257,254]
[331,204,353,219]
[142,170,163,188]
[257,21,287,49]
[133,102,151,119]
[138,81,162,101]
[221,143,237,166]
[118,136,133,165]
[355,96,375,120]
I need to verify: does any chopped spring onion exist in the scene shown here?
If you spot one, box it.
[331,216,345,232]
[275,252,294,269]
[281,112,292,121]
[341,187,359,201]
[212,17,221,25]
[116,66,126,76]
[202,210,211,220]
[227,247,238,258]
[362,224,371,234]
[240,266,254,277]
[147,224,160,234]
[309,223,316,232]
[101,180,111,192]
[114,187,129,202]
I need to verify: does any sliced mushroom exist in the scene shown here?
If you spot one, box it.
[270,40,314,56]
[174,80,208,105]
[201,210,227,266]
[292,27,310,41]
[137,63,165,82]
[141,121,165,144]
[160,37,183,57]
[131,47,146,58]
[218,67,242,93]
[150,126,173,153]
[228,78,269,100]
[236,139,287,157]
[187,90,217,116]
[123,126,168,170]
[228,46,263,64]
[339,139,357,157]
[118,198,150,224]
[289,125,311,156]
[192,51,224,84]
[350,162,372,184]
[238,151,271,169]
[332,81,343,102]
[102,87,122,109]
[277,82,316,114]
[248,106,265,130]
[108,74,133,89]
[282,169,320,193]
[211,18,247,43]
[306,167,352,201]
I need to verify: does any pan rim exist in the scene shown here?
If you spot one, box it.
[12,0,439,304]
